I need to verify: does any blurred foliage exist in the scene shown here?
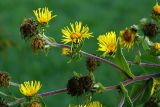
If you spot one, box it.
[0,0,159,106]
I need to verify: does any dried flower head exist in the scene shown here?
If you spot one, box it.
[143,22,158,38]
[19,81,42,97]
[62,21,93,44]
[97,31,117,56]
[79,76,93,92]
[120,28,136,49]
[67,77,83,96]
[0,71,10,87]
[20,18,38,40]
[32,38,44,52]
[153,3,160,16]
[86,57,99,72]
[33,7,56,25]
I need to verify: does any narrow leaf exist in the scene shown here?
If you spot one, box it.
[120,82,134,107]
[114,39,135,78]
[131,79,153,106]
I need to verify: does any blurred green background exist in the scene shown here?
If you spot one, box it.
[0,0,160,107]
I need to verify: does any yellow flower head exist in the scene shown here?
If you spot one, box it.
[153,3,160,15]
[151,79,159,96]
[120,28,136,49]
[61,21,93,44]
[154,43,160,50]
[97,31,117,56]
[33,7,56,25]
[19,81,42,97]
[69,101,103,107]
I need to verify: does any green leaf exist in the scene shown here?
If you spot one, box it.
[130,79,154,106]
[120,82,134,107]
[114,39,134,78]
[134,50,141,64]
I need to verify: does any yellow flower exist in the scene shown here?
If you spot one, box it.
[97,31,117,56]
[151,79,159,96]
[33,7,56,25]
[69,101,103,107]
[62,47,70,56]
[19,81,42,97]
[154,43,160,50]
[120,28,136,49]
[61,21,93,44]
[153,3,160,15]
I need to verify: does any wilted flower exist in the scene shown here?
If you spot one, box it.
[97,31,117,56]
[120,28,136,49]
[62,22,93,44]
[20,18,38,40]
[32,38,45,52]
[86,56,99,72]
[19,81,42,97]
[143,22,158,38]
[0,71,10,87]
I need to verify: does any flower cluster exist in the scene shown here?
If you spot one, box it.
[3,1,159,107]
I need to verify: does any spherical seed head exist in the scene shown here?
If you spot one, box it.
[0,72,10,87]
[86,57,98,72]
[32,38,44,52]
[67,77,83,96]
[20,18,38,40]
[143,23,158,38]
[79,76,93,92]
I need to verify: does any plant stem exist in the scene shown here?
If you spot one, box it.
[7,72,160,106]
[44,37,160,78]
[39,88,67,97]
[105,72,160,91]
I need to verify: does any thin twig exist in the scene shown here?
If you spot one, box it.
[44,37,160,78]
[105,72,160,91]
[45,38,131,78]
[118,91,125,107]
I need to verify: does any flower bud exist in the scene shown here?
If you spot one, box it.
[86,57,99,72]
